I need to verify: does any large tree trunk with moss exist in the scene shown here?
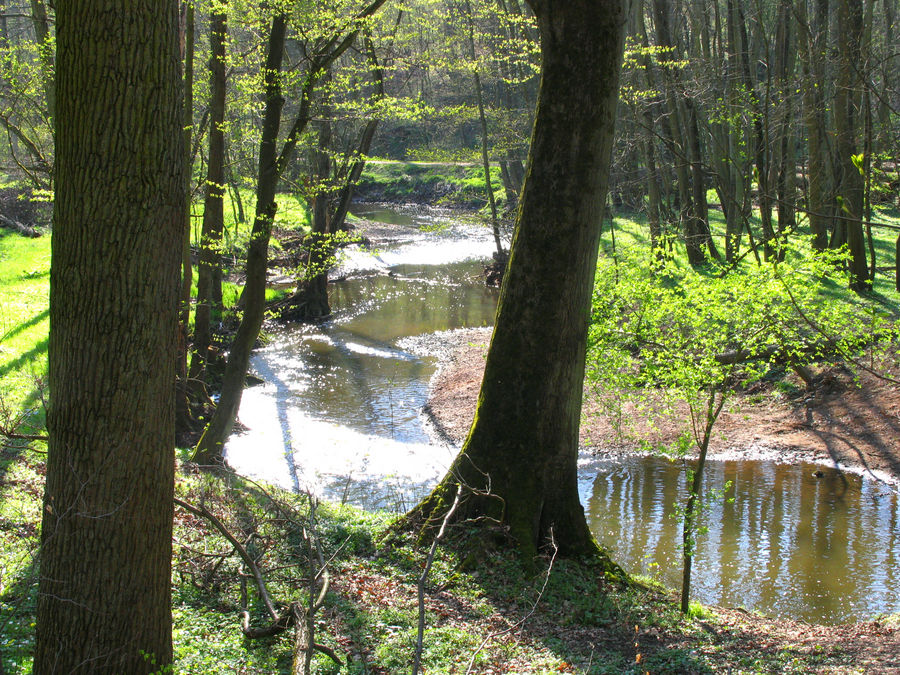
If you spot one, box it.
[409,0,627,562]
[35,2,183,672]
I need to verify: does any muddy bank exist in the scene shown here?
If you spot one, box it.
[425,327,900,484]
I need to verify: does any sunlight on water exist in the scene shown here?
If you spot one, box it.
[224,204,900,624]
[225,211,499,511]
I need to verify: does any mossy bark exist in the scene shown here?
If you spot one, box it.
[36,2,184,671]
[409,0,627,566]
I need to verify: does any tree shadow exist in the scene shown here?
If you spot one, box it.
[0,308,49,344]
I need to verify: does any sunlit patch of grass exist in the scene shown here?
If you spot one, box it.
[0,231,50,422]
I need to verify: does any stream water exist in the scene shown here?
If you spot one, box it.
[226,203,900,625]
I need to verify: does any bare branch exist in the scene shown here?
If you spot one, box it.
[413,485,465,675]
[173,497,279,621]
[465,529,558,674]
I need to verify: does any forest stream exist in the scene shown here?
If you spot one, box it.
[225,204,900,626]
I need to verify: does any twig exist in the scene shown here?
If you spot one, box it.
[774,267,900,386]
[412,485,465,675]
[0,429,48,443]
[465,529,559,674]
[173,496,279,620]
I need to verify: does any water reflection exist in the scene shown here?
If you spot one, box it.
[225,218,499,510]
[581,455,900,623]
[224,203,900,625]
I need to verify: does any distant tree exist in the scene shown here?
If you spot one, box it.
[192,0,388,465]
[191,2,229,380]
[408,0,629,563]
[35,1,184,673]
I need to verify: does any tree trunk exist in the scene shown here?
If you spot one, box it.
[192,13,288,465]
[30,0,55,122]
[191,1,387,464]
[773,0,796,250]
[35,2,183,672]
[176,1,195,434]
[409,0,628,564]
[797,0,832,250]
[191,6,229,379]
[653,0,708,265]
[464,0,503,259]
[833,0,869,288]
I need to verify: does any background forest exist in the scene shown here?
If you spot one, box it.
[1,0,900,673]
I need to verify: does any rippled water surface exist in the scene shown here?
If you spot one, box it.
[225,207,499,510]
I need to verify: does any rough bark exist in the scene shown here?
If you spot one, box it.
[833,0,869,288]
[35,2,183,672]
[191,6,229,379]
[409,0,628,564]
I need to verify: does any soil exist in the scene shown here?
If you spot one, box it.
[422,328,900,672]
[425,328,900,485]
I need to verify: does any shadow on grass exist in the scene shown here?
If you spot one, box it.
[0,336,48,382]
[0,308,49,345]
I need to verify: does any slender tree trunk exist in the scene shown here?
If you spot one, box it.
[653,0,706,264]
[409,0,629,564]
[773,0,796,252]
[733,0,775,260]
[192,1,387,463]
[30,0,54,122]
[281,34,387,322]
[637,5,664,253]
[680,392,725,613]
[465,0,503,258]
[833,0,868,288]
[797,0,832,250]
[176,1,195,434]
[191,6,228,379]
[35,2,183,671]
[193,13,288,465]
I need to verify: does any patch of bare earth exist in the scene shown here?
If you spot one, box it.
[423,327,900,671]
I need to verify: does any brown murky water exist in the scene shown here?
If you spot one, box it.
[582,454,900,623]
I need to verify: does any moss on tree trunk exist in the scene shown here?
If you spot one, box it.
[409,0,628,569]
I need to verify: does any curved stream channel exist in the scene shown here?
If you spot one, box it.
[226,204,900,625]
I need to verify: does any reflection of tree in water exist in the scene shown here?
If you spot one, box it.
[585,456,900,623]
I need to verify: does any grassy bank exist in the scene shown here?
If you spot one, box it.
[356,161,507,212]
[5,456,887,674]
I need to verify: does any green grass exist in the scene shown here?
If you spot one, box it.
[189,188,311,256]
[358,160,506,210]
[602,202,900,309]
[2,191,897,674]
[0,230,50,423]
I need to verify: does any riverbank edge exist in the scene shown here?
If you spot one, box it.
[422,326,900,488]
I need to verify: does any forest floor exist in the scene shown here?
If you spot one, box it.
[423,327,900,672]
